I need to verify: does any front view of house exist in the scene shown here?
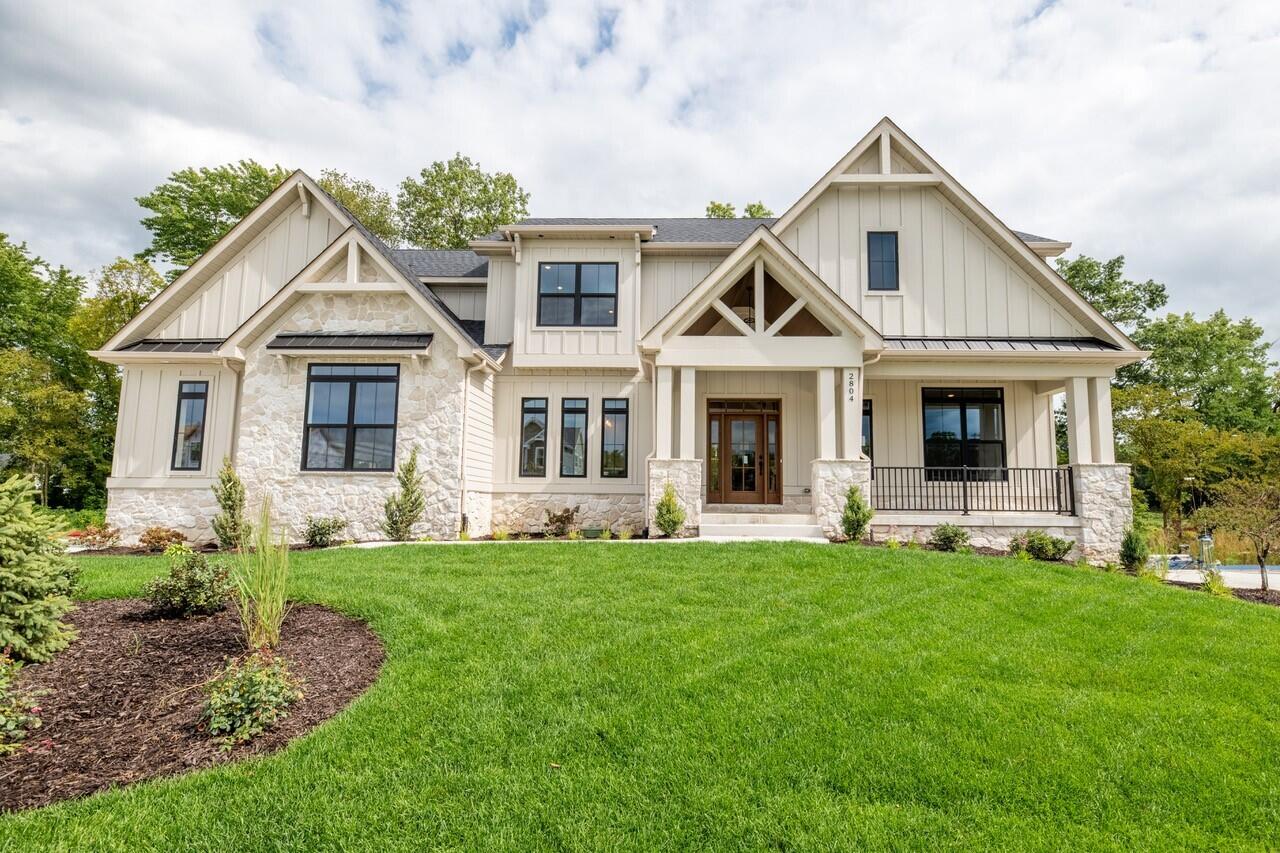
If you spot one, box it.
[95,118,1143,560]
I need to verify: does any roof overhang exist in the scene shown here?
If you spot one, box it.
[500,224,657,240]
[89,349,237,367]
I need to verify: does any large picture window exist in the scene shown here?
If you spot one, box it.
[537,262,618,327]
[922,387,1005,480]
[601,399,629,478]
[171,381,208,471]
[520,398,548,477]
[302,365,399,471]
[560,398,588,478]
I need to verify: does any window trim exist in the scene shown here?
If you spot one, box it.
[170,380,209,472]
[921,387,1007,480]
[600,398,629,479]
[300,364,400,473]
[861,398,873,463]
[536,262,620,328]
[519,396,549,478]
[865,230,900,292]
[559,397,589,478]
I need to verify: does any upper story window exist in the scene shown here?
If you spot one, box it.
[537,263,618,327]
[303,365,399,472]
[171,381,208,471]
[520,397,548,477]
[867,232,899,291]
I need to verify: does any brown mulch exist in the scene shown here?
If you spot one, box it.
[1166,579,1280,607]
[1,600,384,812]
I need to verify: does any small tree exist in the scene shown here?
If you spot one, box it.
[383,448,425,541]
[654,482,686,537]
[840,486,873,542]
[1119,527,1149,574]
[211,457,250,550]
[1195,478,1280,592]
[0,475,79,662]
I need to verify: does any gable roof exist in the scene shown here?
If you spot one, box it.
[393,249,489,279]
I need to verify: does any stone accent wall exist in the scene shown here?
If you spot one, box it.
[647,459,702,537]
[810,459,872,539]
[107,486,220,546]
[463,490,493,539]
[869,520,1084,554]
[489,492,645,535]
[1073,463,1133,563]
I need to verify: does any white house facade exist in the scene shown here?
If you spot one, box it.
[95,119,1144,560]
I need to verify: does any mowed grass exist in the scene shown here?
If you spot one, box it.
[3,542,1280,851]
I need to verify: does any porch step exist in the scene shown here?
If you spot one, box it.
[700,512,826,540]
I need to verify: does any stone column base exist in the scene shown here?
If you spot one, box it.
[811,459,872,540]
[647,458,702,537]
[1072,463,1133,564]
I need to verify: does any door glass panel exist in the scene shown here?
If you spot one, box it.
[707,418,721,494]
[730,418,757,493]
[766,417,778,495]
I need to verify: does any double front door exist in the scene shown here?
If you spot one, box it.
[706,401,782,504]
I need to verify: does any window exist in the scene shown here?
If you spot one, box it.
[862,399,873,461]
[171,381,208,470]
[520,398,548,477]
[601,399,629,478]
[922,388,1005,480]
[867,231,899,291]
[302,365,399,471]
[537,263,618,327]
[560,398,588,477]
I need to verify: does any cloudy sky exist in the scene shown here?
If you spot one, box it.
[2,0,1278,338]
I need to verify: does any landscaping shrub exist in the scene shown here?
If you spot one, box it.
[1202,568,1233,598]
[599,527,613,540]
[1,650,42,756]
[840,486,873,542]
[36,507,104,531]
[566,529,583,541]
[75,523,120,549]
[382,448,425,541]
[1011,530,1073,562]
[1119,527,1149,574]
[233,501,290,650]
[143,544,231,618]
[303,516,346,549]
[928,523,969,552]
[211,458,250,550]
[617,526,634,541]
[140,526,185,552]
[200,651,303,750]
[544,507,579,538]
[654,483,686,538]
[0,476,79,663]
[491,527,509,541]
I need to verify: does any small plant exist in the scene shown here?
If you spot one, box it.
[1,651,42,756]
[517,532,531,541]
[885,537,900,551]
[76,523,120,549]
[139,526,185,553]
[1014,548,1032,562]
[840,486,874,542]
[143,544,231,618]
[1137,556,1168,584]
[232,501,290,650]
[491,527,509,541]
[0,476,79,663]
[654,483,686,538]
[566,529,583,541]
[1101,562,1123,573]
[544,507,579,538]
[1011,530,1073,562]
[904,538,921,551]
[617,526,633,541]
[458,529,471,541]
[599,527,613,541]
[303,516,347,549]
[211,458,250,550]
[340,538,355,547]
[1202,567,1233,598]
[928,523,969,552]
[382,449,425,541]
[200,651,303,750]
[1119,527,1149,574]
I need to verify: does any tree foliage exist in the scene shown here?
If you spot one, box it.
[318,169,400,246]
[0,475,79,662]
[1055,254,1167,330]
[383,448,425,540]
[1195,478,1280,591]
[705,201,736,219]
[743,201,774,218]
[0,351,89,506]
[0,234,86,379]
[68,257,165,350]
[396,154,529,249]
[211,458,250,550]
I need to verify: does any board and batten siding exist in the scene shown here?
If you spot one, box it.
[156,200,344,340]
[464,368,495,494]
[432,285,487,323]
[483,256,516,345]
[110,364,238,481]
[640,256,720,332]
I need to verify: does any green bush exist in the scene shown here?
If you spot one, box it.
[36,507,105,531]
[211,458,250,550]
[928,523,969,552]
[74,523,120,549]
[233,501,290,651]
[382,449,425,541]
[1011,530,1073,562]
[840,487,874,542]
[0,475,79,662]
[200,651,303,750]
[1202,568,1233,598]
[303,516,347,548]
[140,526,185,553]
[654,483,686,538]
[1119,527,1149,574]
[143,544,231,617]
[1,650,42,756]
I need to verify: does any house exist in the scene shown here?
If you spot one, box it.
[93,118,1143,560]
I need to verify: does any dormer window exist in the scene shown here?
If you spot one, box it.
[537,263,618,327]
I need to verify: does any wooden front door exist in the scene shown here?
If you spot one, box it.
[707,402,782,505]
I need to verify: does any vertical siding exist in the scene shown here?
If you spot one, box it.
[484,257,516,344]
[431,285,487,322]
[514,242,637,364]
[111,364,237,479]
[640,256,718,330]
[464,370,495,492]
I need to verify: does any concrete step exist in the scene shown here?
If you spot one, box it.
[701,512,816,526]
[699,521,826,539]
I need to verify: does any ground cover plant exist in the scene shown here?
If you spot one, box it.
[2,542,1278,849]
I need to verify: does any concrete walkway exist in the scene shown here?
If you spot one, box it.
[1166,567,1271,590]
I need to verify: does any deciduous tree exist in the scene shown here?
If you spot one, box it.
[1196,478,1280,591]
[1055,254,1166,330]
[704,201,736,219]
[396,155,529,249]
[318,169,400,246]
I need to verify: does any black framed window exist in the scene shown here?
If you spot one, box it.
[520,397,548,477]
[862,399,873,461]
[303,365,399,471]
[171,381,208,470]
[537,262,618,327]
[560,398,588,478]
[922,387,1005,480]
[601,399,629,478]
[867,232,899,291]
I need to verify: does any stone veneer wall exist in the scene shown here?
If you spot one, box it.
[647,459,702,537]
[868,520,1084,553]
[107,486,220,545]
[489,492,645,535]
[1072,463,1133,563]
[235,292,466,542]
[810,459,872,539]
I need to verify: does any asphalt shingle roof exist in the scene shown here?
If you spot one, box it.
[391,249,489,278]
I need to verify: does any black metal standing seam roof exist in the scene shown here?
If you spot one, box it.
[117,339,223,353]
[266,332,433,350]
[883,337,1119,352]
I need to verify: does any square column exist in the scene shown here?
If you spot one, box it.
[816,367,837,459]
[655,366,673,458]
[679,367,696,460]
[1064,376,1094,465]
[1088,377,1115,464]
[840,366,862,460]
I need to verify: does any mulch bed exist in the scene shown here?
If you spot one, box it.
[1,600,383,812]
[1166,579,1280,607]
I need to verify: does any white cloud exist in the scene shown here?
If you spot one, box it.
[2,0,1278,341]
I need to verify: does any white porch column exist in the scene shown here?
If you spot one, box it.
[840,366,862,460]
[1065,376,1094,464]
[678,367,696,460]
[655,366,673,458]
[1088,377,1115,464]
[816,367,837,459]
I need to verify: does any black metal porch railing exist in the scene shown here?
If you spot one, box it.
[870,466,1075,515]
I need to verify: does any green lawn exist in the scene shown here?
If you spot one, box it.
[3,543,1279,851]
